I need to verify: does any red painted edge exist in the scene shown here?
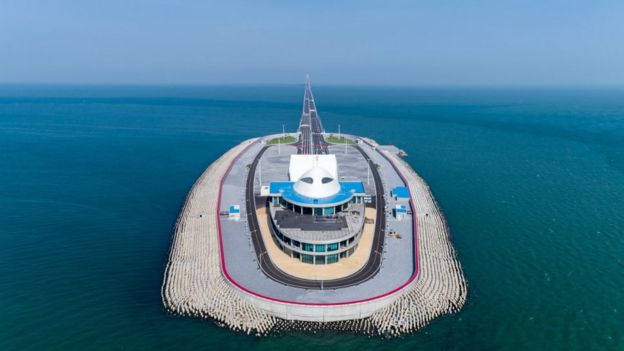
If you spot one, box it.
[216,139,419,306]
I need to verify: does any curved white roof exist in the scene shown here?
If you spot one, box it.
[293,167,340,199]
[289,154,337,181]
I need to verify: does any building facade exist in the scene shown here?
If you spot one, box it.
[268,159,367,265]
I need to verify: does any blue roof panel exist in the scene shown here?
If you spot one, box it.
[269,181,365,207]
[391,186,410,198]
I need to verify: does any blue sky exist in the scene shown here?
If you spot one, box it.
[1,0,623,85]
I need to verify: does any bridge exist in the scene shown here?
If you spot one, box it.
[296,76,329,155]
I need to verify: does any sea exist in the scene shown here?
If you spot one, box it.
[1,85,623,350]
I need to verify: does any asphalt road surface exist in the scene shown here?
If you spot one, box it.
[295,81,328,155]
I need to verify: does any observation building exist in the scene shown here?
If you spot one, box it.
[265,154,367,265]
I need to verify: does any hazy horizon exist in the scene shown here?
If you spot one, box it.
[2,0,623,86]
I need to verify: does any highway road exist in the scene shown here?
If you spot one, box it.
[295,79,328,155]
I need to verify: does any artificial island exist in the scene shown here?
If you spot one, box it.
[162,78,467,336]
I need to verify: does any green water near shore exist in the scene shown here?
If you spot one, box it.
[1,85,623,350]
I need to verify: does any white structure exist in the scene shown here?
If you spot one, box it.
[394,204,407,220]
[228,205,240,220]
[292,167,341,199]
[289,154,337,181]
[260,185,270,196]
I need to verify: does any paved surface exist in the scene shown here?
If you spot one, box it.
[295,79,328,155]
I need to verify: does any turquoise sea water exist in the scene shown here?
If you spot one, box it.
[1,85,623,350]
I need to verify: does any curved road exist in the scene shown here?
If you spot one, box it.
[245,143,386,289]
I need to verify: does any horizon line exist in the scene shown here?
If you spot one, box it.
[1,82,624,89]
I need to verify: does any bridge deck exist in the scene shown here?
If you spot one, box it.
[296,79,328,155]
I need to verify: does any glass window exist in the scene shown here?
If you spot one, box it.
[340,240,348,248]
[315,256,326,265]
[327,254,339,264]
[293,240,300,248]
[348,236,355,244]
[293,251,300,259]
[327,243,339,251]
[314,208,323,216]
[324,207,334,215]
[340,251,347,258]
[315,244,325,252]
[302,254,314,264]
[302,243,314,252]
